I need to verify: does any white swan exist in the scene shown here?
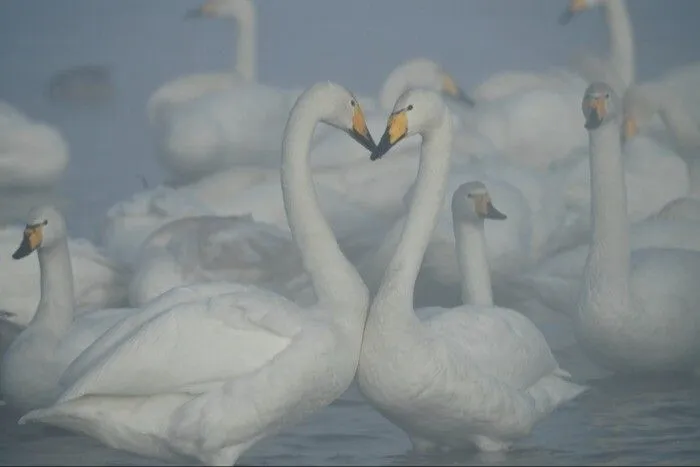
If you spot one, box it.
[0,101,69,190]
[560,0,634,95]
[18,82,375,466]
[623,82,700,221]
[0,207,137,412]
[128,214,314,308]
[574,82,700,374]
[147,0,257,125]
[0,224,129,330]
[357,89,586,453]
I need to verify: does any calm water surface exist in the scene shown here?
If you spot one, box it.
[1,376,699,466]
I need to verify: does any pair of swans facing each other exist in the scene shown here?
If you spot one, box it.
[6,86,583,462]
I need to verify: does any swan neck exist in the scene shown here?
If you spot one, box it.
[234,5,257,82]
[281,92,368,326]
[31,238,75,333]
[604,0,635,89]
[453,216,493,306]
[371,110,452,322]
[686,159,700,195]
[581,119,631,317]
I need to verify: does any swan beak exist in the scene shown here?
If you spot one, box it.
[442,74,476,107]
[12,223,44,260]
[371,110,408,161]
[476,195,507,220]
[347,105,376,152]
[559,0,588,24]
[583,96,606,130]
[185,1,214,19]
[623,116,638,141]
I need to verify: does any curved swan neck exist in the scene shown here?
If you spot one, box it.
[31,237,75,334]
[453,215,493,306]
[281,89,368,322]
[233,1,257,82]
[580,118,631,318]
[371,108,453,320]
[604,0,635,89]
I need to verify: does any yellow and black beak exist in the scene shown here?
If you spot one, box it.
[559,0,588,25]
[346,104,376,152]
[371,109,408,161]
[442,74,476,108]
[474,194,507,220]
[12,222,46,260]
[583,95,607,130]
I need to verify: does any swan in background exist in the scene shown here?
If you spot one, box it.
[0,101,69,190]
[18,82,376,466]
[0,206,136,411]
[574,82,700,374]
[560,0,634,95]
[357,89,586,454]
[147,0,257,125]
[623,82,700,221]
[128,214,314,308]
[0,225,129,331]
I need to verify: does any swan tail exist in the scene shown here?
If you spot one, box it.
[527,373,588,416]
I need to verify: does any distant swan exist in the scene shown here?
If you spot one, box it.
[18,82,376,466]
[357,89,585,454]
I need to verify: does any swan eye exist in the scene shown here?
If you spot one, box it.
[43,220,48,226]
[350,99,356,107]
[466,193,473,198]
[407,104,414,111]
[605,93,610,99]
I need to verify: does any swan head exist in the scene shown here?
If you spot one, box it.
[559,0,605,24]
[582,82,620,131]
[379,58,475,111]
[371,88,447,160]
[452,181,507,223]
[186,0,254,21]
[12,205,67,260]
[309,82,377,152]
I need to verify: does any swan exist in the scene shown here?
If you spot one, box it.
[623,82,700,221]
[18,82,376,466]
[147,0,257,125]
[0,101,69,190]
[356,89,586,454]
[0,207,137,411]
[560,0,634,95]
[0,224,130,331]
[128,214,314,308]
[574,82,700,374]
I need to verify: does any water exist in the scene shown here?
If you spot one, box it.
[1,376,699,465]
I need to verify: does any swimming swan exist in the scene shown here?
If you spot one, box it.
[356,89,586,453]
[575,82,700,374]
[18,82,376,466]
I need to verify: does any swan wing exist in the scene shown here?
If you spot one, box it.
[57,283,306,404]
[422,305,560,389]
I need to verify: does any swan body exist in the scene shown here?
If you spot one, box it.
[18,82,375,466]
[0,101,69,190]
[574,82,700,374]
[357,89,585,453]
[128,214,314,308]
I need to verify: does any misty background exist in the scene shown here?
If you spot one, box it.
[0,0,698,239]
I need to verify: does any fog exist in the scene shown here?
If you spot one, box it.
[0,0,698,239]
